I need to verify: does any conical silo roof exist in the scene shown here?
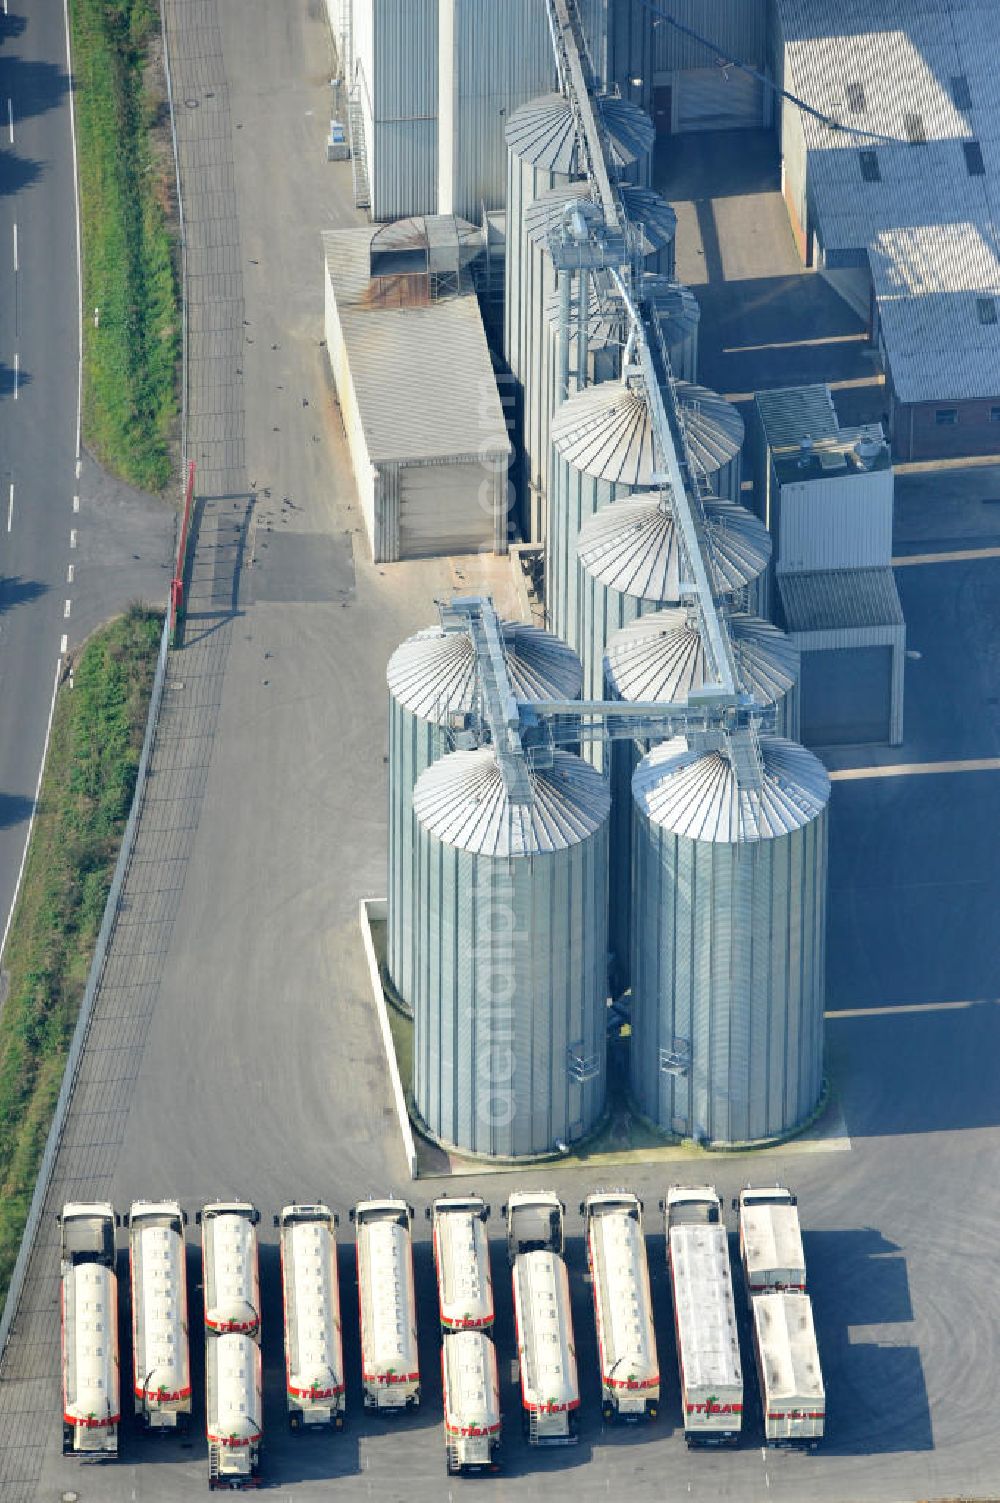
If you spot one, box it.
[619,185,678,260]
[675,381,744,473]
[550,382,656,486]
[413,747,610,857]
[550,378,743,487]
[577,491,771,601]
[525,183,603,248]
[504,92,654,175]
[387,621,583,724]
[544,273,699,358]
[604,609,799,709]
[632,735,830,844]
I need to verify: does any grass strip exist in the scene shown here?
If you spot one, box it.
[0,605,163,1303]
[70,0,179,490]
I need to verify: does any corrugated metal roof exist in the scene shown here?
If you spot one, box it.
[755,384,840,452]
[577,492,772,601]
[605,609,799,708]
[675,381,745,472]
[643,275,701,343]
[778,567,904,632]
[633,735,830,843]
[323,229,510,465]
[503,92,654,174]
[387,621,583,722]
[413,746,610,856]
[524,182,677,259]
[869,222,1000,400]
[524,183,602,245]
[752,1292,824,1405]
[551,382,656,485]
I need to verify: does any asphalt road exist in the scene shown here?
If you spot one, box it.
[0,2,173,965]
[5,7,1000,1503]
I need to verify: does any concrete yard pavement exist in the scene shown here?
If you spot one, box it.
[2,10,1000,1503]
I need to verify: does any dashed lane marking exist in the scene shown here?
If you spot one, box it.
[73,494,79,512]
[70,528,77,548]
[63,598,71,618]
[6,482,11,532]
[66,564,74,584]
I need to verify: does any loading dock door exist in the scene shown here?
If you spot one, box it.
[674,67,764,132]
[398,462,496,560]
[799,646,892,747]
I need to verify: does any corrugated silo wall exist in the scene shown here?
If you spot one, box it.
[356,0,438,221]
[578,0,608,82]
[413,832,610,1159]
[546,455,633,652]
[386,695,446,1014]
[439,0,555,222]
[607,0,653,113]
[652,0,768,72]
[630,799,828,1145]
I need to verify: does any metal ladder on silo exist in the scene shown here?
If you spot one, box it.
[346,87,371,212]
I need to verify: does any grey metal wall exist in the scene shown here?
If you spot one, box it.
[608,0,653,114]
[630,735,830,1145]
[603,610,801,992]
[438,0,555,223]
[652,0,768,74]
[412,747,610,1158]
[386,622,583,1014]
[356,0,439,220]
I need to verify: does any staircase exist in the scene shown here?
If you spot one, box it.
[346,89,371,213]
[208,1442,220,1488]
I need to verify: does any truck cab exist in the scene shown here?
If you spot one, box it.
[503,1190,564,1262]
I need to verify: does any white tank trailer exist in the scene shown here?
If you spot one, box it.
[752,1291,825,1447]
[441,1330,503,1474]
[631,737,830,1145]
[274,1203,345,1430]
[734,1186,807,1296]
[505,1192,579,1445]
[428,1194,494,1331]
[198,1201,261,1336]
[662,1186,742,1446]
[59,1201,120,1458]
[125,1200,191,1430]
[581,1191,659,1421]
[205,1332,262,1489]
[352,1199,420,1411]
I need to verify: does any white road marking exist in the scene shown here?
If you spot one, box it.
[73,494,80,512]
[12,220,16,270]
[6,482,11,532]
[66,564,74,584]
[63,598,71,618]
[13,350,17,399]
[60,634,68,654]
[0,658,62,967]
[70,527,77,548]
[75,458,81,479]
[7,99,12,146]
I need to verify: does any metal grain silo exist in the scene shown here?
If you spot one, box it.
[643,275,700,382]
[411,747,611,1159]
[547,381,655,650]
[503,93,653,385]
[630,735,830,1146]
[603,610,800,992]
[386,621,583,1013]
[573,490,773,703]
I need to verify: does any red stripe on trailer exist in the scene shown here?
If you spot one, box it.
[522,1398,581,1414]
[288,1383,345,1399]
[135,1384,192,1402]
[65,1412,120,1428]
[207,1429,261,1446]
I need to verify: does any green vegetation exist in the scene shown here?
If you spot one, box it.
[0,606,163,1303]
[71,0,179,489]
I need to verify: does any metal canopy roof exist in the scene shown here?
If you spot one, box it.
[633,735,831,844]
[577,492,771,602]
[551,381,657,485]
[778,567,904,633]
[674,382,745,473]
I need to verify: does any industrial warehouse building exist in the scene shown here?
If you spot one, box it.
[322,216,511,561]
[756,384,905,747]
[773,0,1000,461]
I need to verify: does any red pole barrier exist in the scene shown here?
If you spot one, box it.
[170,460,196,639]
